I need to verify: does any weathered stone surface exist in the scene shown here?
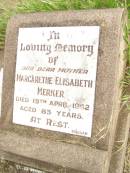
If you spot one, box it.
[109,19,130,167]
[0,8,127,173]
[0,51,3,68]
[0,140,107,173]
[109,110,130,173]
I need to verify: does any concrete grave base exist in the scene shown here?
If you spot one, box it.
[109,110,130,173]
[0,9,128,173]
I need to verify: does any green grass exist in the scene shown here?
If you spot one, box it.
[0,0,129,49]
[0,0,129,173]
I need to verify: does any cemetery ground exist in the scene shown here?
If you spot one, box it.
[0,0,130,173]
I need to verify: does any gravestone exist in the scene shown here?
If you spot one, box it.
[0,8,128,173]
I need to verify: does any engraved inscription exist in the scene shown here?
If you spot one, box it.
[13,26,100,137]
